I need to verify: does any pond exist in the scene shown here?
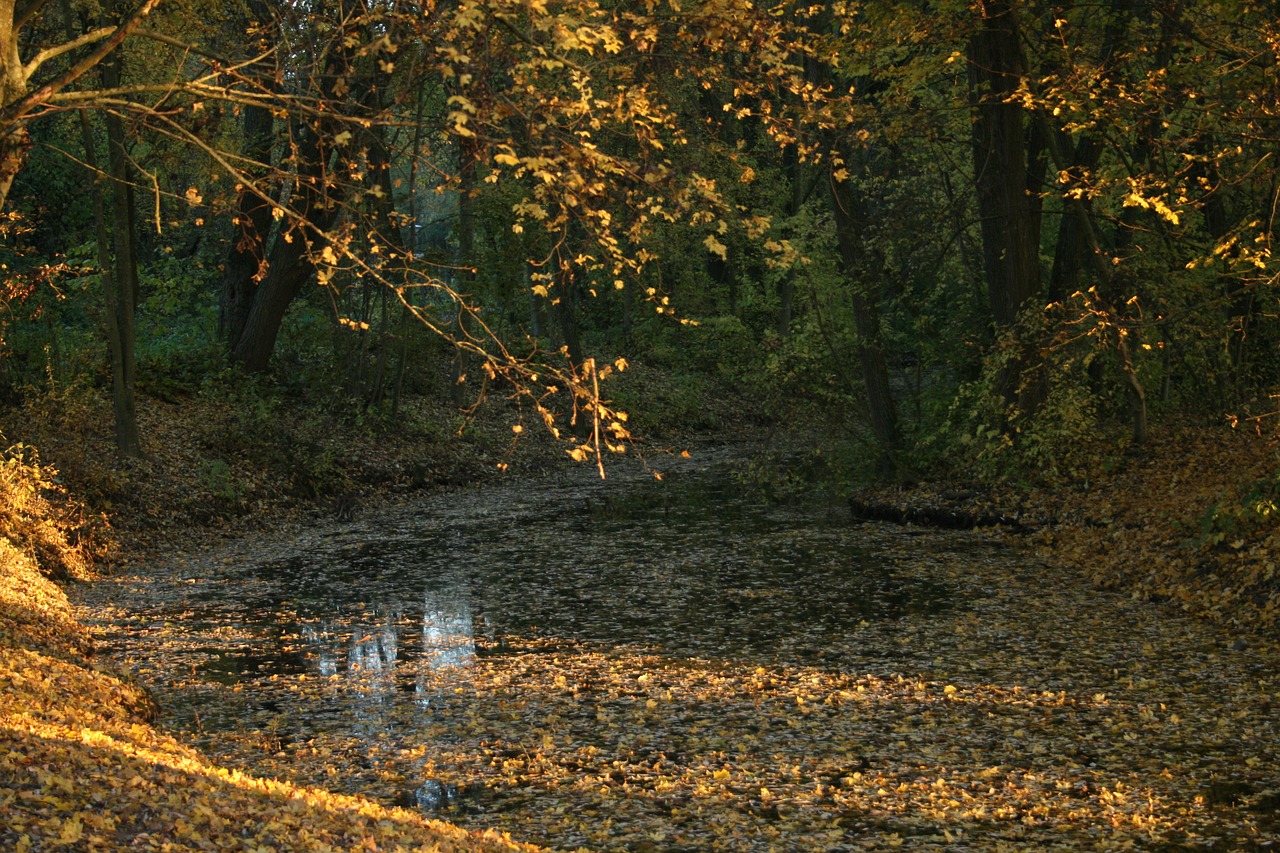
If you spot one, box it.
[76,453,1280,851]
[193,455,950,685]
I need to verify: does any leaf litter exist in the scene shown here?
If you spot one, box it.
[73,456,1280,851]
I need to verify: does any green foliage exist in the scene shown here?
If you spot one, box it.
[198,459,245,512]
[1194,473,1280,548]
[936,321,1104,484]
[607,364,723,437]
[195,368,357,501]
[196,369,282,456]
[135,255,222,399]
[732,448,834,504]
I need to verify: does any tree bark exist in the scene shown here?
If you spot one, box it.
[82,53,141,457]
[0,0,161,212]
[829,171,902,479]
[967,0,1045,416]
[968,0,1041,330]
[219,101,276,349]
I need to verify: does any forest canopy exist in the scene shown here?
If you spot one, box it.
[0,0,1278,481]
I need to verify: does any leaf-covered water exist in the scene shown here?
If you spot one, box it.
[76,454,1280,851]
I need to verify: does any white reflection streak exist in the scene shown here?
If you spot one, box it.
[348,619,401,701]
[302,624,339,676]
[416,588,475,707]
[423,593,475,670]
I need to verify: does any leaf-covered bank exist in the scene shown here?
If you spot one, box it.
[852,422,1280,633]
[1038,425,1280,630]
[0,444,541,852]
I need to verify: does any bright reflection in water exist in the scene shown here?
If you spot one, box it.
[289,593,476,709]
[415,589,477,707]
[187,454,956,713]
[421,589,476,672]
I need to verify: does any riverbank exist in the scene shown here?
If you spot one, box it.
[1038,423,1280,630]
[0,373,764,851]
[854,421,1280,632]
[0,446,543,851]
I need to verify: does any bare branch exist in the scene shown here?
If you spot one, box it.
[22,26,114,82]
[2,0,164,129]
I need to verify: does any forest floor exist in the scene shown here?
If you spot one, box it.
[3,374,1280,850]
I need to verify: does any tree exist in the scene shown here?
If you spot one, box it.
[0,0,163,212]
[966,0,1045,418]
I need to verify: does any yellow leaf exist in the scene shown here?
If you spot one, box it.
[58,815,83,845]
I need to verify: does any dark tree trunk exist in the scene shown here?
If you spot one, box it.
[95,54,141,457]
[219,100,276,349]
[229,119,341,372]
[221,0,355,374]
[968,0,1041,329]
[1046,0,1130,302]
[829,172,902,479]
[777,145,810,339]
[359,118,410,406]
[450,134,480,404]
[967,0,1045,416]
[553,248,584,369]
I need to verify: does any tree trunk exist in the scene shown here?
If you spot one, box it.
[0,0,162,212]
[222,0,362,374]
[450,134,480,404]
[0,3,38,211]
[829,172,901,479]
[361,120,407,407]
[90,54,141,457]
[968,0,1041,329]
[227,114,341,372]
[967,0,1045,416]
[553,247,584,369]
[777,145,809,339]
[219,101,276,348]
